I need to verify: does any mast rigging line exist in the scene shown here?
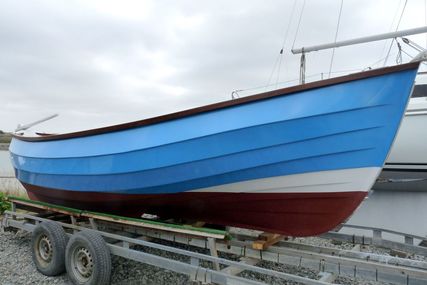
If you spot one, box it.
[291,0,306,50]
[266,0,299,88]
[383,0,408,66]
[275,0,298,88]
[328,0,344,78]
[266,0,306,88]
[402,37,426,52]
[378,0,403,69]
[279,0,298,52]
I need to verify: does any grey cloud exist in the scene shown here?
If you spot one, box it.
[0,0,425,133]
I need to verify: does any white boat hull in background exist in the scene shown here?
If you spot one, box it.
[375,97,427,191]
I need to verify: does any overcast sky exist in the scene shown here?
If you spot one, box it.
[1,0,427,133]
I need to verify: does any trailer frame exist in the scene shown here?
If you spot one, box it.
[2,196,427,285]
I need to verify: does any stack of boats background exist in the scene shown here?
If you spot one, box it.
[1,80,427,239]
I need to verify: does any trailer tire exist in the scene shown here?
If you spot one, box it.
[65,230,111,285]
[31,221,68,276]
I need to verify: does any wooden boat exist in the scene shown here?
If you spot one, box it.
[9,62,419,236]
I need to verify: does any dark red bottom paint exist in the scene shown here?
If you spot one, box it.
[23,183,366,237]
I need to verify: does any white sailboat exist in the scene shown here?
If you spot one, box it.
[375,73,427,191]
[290,25,427,192]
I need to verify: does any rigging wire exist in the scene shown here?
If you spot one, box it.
[400,46,414,58]
[365,53,398,70]
[291,0,306,85]
[291,0,306,50]
[379,0,403,62]
[279,0,298,52]
[402,37,425,52]
[400,38,427,65]
[275,0,298,88]
[328,0,344,78]
[267,0,298,89]
[235,65,371,98]
[265,53,282,90]
[275,49,284,88]
[383,0,408,66]
[233,52,408,98]
[399,46,427,65]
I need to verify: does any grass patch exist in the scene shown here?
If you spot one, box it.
[0,133,12,143]
[0,179,29,198]
[0,192,11,214]
[0,188,28,198]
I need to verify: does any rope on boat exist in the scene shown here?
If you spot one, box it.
[396,40,403,64]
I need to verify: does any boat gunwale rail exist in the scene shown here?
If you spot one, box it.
[12,62,420,142]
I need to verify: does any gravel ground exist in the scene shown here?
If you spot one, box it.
[0,226,418,285]
[0,229,190,285]
[293,236,427,262]
[0,229,69,285]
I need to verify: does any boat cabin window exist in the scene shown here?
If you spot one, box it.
[412,84,427,98]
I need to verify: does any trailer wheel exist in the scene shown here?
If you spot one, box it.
[31,221,68,276]
[65,230,111,285]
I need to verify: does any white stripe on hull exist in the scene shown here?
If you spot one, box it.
[384,164,427,170]
[190,167,381,193]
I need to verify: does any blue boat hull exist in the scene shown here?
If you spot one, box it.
[9,63,419,236]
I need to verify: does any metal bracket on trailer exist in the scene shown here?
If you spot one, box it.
[323,223,427,256]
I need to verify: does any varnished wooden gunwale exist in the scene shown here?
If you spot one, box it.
[13,62,420,142]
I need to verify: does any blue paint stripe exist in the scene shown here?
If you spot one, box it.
[12,104,394,175]
[14,125,389,192]
[15,149,376,194]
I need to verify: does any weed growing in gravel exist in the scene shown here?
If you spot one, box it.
[0,192,11,214]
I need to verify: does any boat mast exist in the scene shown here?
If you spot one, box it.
[292,26,427,83]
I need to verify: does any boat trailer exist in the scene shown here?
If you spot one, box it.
[2,196,427,285]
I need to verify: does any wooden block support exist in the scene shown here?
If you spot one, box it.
[221,257,259,276]
[390,249,409,258]
[208,237,220,271]
[252,233,283,250]
[8,196,227,240]
[191,221,206,228]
